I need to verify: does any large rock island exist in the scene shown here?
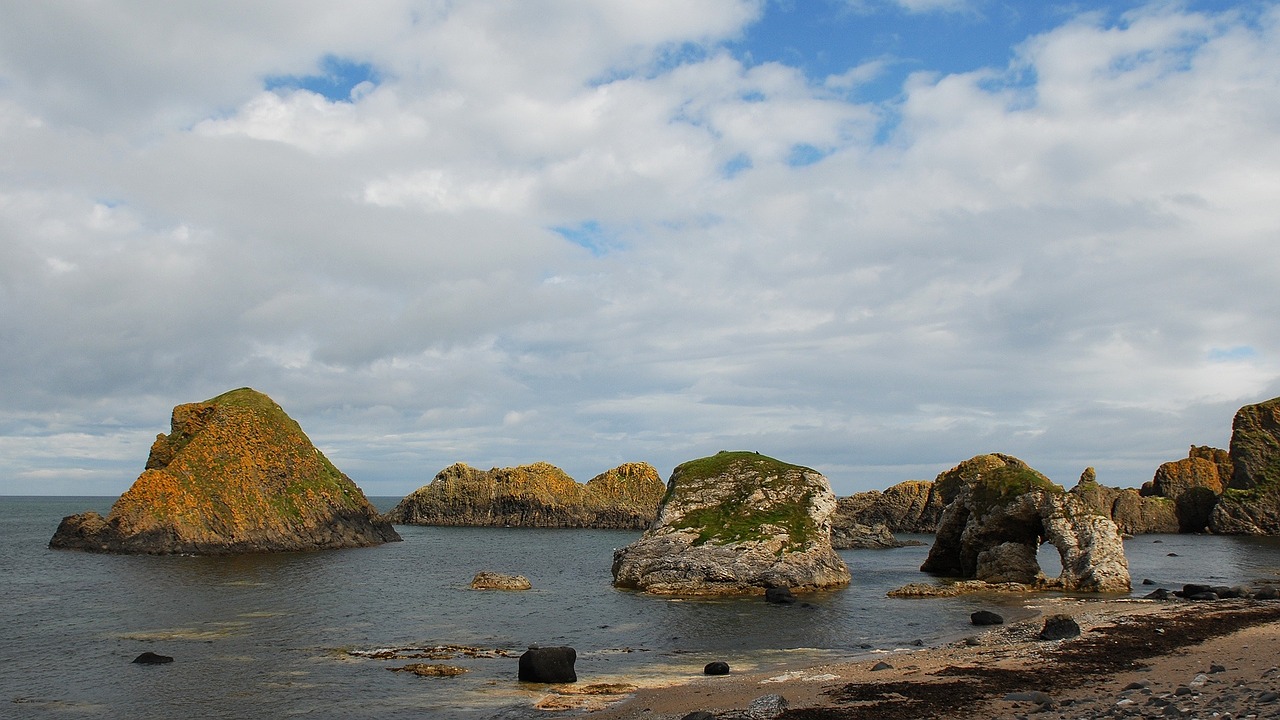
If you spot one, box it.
[610,451,851,595]
[50,388,400,554]
[384,461,664,529]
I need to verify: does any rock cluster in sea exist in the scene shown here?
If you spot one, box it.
[920,453,1131,593]
[610,451,851,596]
[49,388,400,554]
[834,395,1280,537]
[384,461,665,529]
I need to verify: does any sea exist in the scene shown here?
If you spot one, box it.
[4,496,1280,719]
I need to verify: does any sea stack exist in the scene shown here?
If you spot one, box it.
[610,451,850,595]
[49,388,400,554]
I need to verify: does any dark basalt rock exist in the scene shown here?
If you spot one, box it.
[971,610,1005,626]
[1039,614,1081,641]
[703,661,730,676]
[132,652,173,664]
[518,646,577,684]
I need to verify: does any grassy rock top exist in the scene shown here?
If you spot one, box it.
[661,451,824,549]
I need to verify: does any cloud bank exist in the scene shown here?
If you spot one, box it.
[2,1,1278,495]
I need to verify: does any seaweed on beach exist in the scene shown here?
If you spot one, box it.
[782,602,1280,720]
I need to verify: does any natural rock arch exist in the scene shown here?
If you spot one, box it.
[921,454,1130,593]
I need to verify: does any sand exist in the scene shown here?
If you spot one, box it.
[546,597,1280,719]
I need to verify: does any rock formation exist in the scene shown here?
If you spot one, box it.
[920,454,1130,593]
[1070,467,1178,534]
[830,521,918,549]
[49,388,400,554]
[610,451,851,595]
[831,479,943,534]
[1210,397,1280,534]
[384,461,664,529]
[1141,449,1227,532]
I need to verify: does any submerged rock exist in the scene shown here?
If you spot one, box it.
[384,461,664,529]
[920,454,1130,593]
[470,571,532,591]
[132,652,173,664]
[610,451,851,596]
[49,388,399,555]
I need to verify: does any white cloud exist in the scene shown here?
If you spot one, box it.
[1,2,1278,497]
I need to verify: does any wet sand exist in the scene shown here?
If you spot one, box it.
[543,597,1280,719]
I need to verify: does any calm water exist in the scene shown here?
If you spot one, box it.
[4,496,1280,719]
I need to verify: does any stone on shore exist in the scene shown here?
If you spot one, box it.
[132,652,173,664]
[518,646,577,683]
[610,452,850,596]
[1039,614,1081,640]
[49,388,399,555]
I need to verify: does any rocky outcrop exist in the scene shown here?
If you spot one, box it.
[1130,446,1229,533]
[610,451,851,595]
[1070,467,1179,534]
[830,521,919,549]
[920,454,1130,593]
[384,461,664,529]
[832,480,943,534]
[470,571,531,590]
[49,388,400,554]
[1210,397,1280,534]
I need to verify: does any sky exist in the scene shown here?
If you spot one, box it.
[2,0,1278,498]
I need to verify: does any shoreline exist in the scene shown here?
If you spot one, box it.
[555,597,1280,719]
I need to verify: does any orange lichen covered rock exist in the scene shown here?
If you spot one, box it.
[50,388,399,554]
[385,461,664,529]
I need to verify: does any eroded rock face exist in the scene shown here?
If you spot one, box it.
[920,454,1130,593]
[49,388,400,554]
[832,480,943,534]
[610,452,850,595]
[1210,397,1280,534]
[384,461,664,529]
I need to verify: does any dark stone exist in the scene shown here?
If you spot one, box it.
[1209,663,1226,673]
[764,587,796,605]
[1182,584,1212,596]
[1039,614,1081,641]
[703,661,730,676]
[132,652,173,664]
[1260,691,1279,703]
[1142,578,1155,585]
[1124,681,1149,690]
[1188,592,1219,601]
[871,661,892,671]
[681,713,716,720]
[1144,588,1172,600]
[1254,586,1280,600]
[1167,552,1180,557]
[971,610,1005,626]
[518,646,577,683]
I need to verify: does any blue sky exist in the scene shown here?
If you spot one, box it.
[0,0,1278,497]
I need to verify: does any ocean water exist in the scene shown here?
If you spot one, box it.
[4,496,1280,719]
